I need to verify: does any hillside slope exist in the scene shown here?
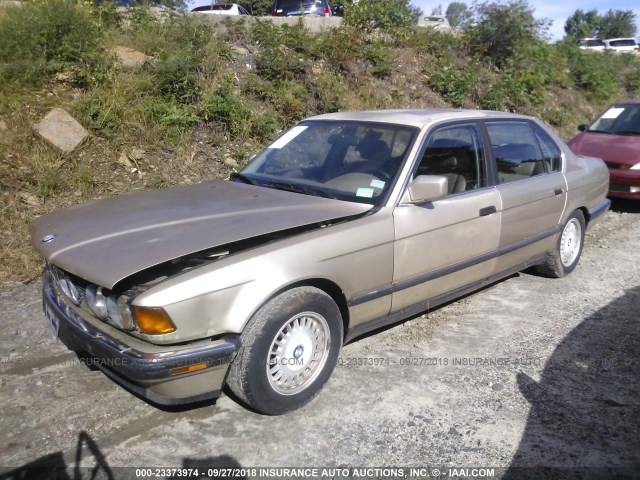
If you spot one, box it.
[1,1,639,284]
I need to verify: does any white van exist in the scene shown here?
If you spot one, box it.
[602,38,639,54]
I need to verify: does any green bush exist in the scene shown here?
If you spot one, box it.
[625,68,640,96]
[479,71,530,111]
[343,0,420,35]
[567,50,621,101]
[429,63,477,107]
[0,0,101,85]
[508,42,571,102]
[201,79,253,138]
[152,53,200,104]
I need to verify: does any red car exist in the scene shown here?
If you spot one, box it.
[568,99,640,200]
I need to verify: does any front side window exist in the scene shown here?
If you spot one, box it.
[414,123,487,195]
[240,121,418,206]
[486,121,546,184]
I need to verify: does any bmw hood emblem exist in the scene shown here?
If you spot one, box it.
[41,234,56,243]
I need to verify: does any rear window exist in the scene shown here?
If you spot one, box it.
[274,0,320,9]
[609,39,637,47]
[193,4,232,10]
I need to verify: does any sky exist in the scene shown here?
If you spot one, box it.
[413,0,640,42]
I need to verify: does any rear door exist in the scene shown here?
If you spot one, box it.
[485,120,567,271]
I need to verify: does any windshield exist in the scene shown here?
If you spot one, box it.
[239,121,419,206]
[588,104,640,135]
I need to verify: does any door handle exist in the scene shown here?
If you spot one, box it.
[479,206,497,216]
[554,188,563,196]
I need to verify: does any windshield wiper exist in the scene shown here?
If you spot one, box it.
[262,181,337,199]
[586,129,613,134]
[612,131,640,135]
[230,172,256,185]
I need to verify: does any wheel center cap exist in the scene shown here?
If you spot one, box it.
[293,345,304,359]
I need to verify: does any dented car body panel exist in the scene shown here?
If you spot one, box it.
[30,180,372,289]
[32,109,610,406]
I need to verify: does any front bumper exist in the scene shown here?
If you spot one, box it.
[43,273,239,406]
[608,169,640,200]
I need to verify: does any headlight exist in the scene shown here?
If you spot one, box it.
[631,163,640,170]
[85,285,108,319]
[106,295,134,330]
[50,265,82,305]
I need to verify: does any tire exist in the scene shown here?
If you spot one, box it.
[536,210,586,278]
[226,287,343,415]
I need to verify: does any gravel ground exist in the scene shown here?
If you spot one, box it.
[0,200,638,480]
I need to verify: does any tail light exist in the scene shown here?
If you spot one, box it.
[323,6,330,16]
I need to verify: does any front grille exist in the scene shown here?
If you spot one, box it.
[609,184,630,192]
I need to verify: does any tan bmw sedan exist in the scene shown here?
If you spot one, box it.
[30,109,610,414]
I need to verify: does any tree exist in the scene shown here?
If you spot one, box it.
[431,4,443,15]
[598,9,637,39]
[446,1,473,29]
[470,0,550,66]
[564,9,637,41]
[564,9,600,39]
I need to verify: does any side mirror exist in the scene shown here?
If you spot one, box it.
[578,124,588,132]
[406,175,448,203]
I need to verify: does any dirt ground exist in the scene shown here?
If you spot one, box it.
[0,200,638,480]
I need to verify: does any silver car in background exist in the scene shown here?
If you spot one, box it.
[30,109,610,414]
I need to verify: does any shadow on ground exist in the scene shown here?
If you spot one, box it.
[504,287,640,479]
[0,431,246,480]
[610,198,640,214]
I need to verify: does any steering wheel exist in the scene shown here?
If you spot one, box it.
[361,169,392,183]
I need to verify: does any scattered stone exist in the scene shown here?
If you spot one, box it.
[129,147,145,160]
[55,72,70,83]
[117,153,134,169]
[407,421,417,427]
[0,119,7,131]
[113,46,151,69]
[223,157,238,167]
[492,383,504,391]
[448,427,460,435]
[18,192,40,207]
[231,45,251,56]
[33,108,88,153]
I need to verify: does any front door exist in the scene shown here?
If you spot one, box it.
[392,122,501,313]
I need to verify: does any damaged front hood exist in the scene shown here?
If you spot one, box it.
[30,180,372,289]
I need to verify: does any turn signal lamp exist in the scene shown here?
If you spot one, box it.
[133,306,176,335]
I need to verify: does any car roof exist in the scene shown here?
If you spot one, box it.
[306,109,533,129]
